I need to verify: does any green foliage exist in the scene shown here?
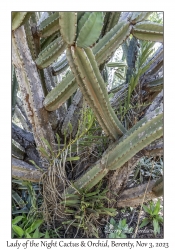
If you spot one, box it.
[12,180,41,215]
[12,190,26,210]
[127,40,154,101]
[37,106,95,165]
[148,12,163,24]
[107,62,127,68]
[119,39,155,123]
[12,179,63,238]
[105,218,133,238]
[131,157,163,184]
[107,61,127,83]
[12,180,45,238]
[62,182,116,237]
[140,199,163,236]
[12,215,44,238]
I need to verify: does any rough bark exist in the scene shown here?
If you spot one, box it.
[12,157,42,182]
[117,180,157,207]
[12,26,56,157]
[12,123,41,167]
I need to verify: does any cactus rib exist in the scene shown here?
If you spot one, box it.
[41,32,59,50]
[52,54,69,75]
[76,12,104,48]
[42,21,132,111]
[24,20,38,61]
[84,47,126,135]
[104,106,163,170]
[43,72,78,111]
[37,12,60,37]
[93,20,132,65]
[106,12,121,31]
[59,12,77,45]
[72,46,125,139]
[107,62,127,68]
[66,47,110,136]
[132,21,163,42]
[14,105,30,131]
[12,12,28,31]
[35,37,67,69]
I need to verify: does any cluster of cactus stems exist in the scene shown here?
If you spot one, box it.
[12,11,163,207]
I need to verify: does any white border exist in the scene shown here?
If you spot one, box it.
[0,1,174,249]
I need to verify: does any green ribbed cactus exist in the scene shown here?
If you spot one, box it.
[12,12,163,228]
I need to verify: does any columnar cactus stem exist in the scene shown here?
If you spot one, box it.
[59,12,77,45]
[65,106,163,194]
[43,71,78,111]
[71,46,126,139]
[12,26,56,155]
[37,12,60,37]
[132,21,163,42]
[12,12,31,31]
[93,20,132,65]
[35,37,67,69]
[66,46,111,136]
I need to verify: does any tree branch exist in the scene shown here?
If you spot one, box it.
[12,123,41,167]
